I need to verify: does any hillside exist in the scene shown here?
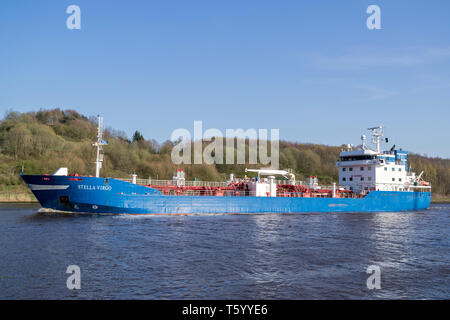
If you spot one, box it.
[0,109,449,201]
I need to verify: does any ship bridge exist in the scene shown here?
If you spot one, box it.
[336,126,430,194]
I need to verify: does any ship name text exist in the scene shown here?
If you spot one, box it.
[78,185,112,191]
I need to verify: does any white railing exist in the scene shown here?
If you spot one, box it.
[116,177,308,187]
[156,190,252,197]
[117,178,150,185]
[152,190,342,198]
[317,185,338,190]
[273,180,306,186]
[407,185,432,190]
[116,178,229,187]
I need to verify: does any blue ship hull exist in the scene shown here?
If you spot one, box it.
[21,175,431,214]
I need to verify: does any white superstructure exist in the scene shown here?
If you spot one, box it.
[336,126,430,194]
[244,168,290,197]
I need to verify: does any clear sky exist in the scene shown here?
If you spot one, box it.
[1,0,449,158]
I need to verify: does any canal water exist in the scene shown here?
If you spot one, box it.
[0,203,448,299]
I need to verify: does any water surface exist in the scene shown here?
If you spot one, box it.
[0,203,448,299]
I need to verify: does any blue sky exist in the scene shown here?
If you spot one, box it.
[1,0,449,157]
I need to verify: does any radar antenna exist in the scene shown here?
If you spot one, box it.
[367,126,383,153]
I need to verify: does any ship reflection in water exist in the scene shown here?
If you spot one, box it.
[0,203,448,299]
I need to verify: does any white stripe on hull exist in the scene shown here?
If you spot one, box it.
[28,184,70,191]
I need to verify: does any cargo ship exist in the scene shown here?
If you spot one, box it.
[21,118,431,214]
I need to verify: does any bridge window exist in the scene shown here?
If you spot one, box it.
[340,155,376,161]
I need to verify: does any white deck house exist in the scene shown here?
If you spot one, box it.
[336,127,429,193]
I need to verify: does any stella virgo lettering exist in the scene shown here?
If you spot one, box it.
[170,121,280,168]
[78,185,112,191]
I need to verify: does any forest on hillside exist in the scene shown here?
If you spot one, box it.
[0,109,449,196]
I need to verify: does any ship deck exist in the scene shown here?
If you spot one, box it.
[116,178,363,199]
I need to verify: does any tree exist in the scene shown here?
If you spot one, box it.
[132,131,144,143]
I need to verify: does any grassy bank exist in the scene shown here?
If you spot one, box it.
[431,195,450,203]
[0,193,37,202]
[0,185,37,202]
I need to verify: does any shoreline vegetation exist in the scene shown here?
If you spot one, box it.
[1,109,449,203]
[0,193,37,203]
[430,195,450,203]
[0,187,36,202]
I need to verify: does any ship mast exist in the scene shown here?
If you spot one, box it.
[367,126,383,153]
[93,116,105,178]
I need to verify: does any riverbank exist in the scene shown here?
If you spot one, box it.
[0,185,37,202]
[431,195,450,203]
[0,192,37,203]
